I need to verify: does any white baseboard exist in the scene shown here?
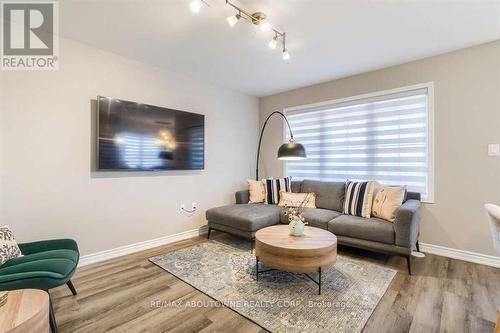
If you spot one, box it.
[420,242,500,268]
[78,225,208,267]
[78,230,500,269]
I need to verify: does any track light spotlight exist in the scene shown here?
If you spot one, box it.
[260,22,271,32]
[190,0,203,13]
[282,49,290,60]
[268,35,279,49]
[227,13,241,27]
[268,37,277,49]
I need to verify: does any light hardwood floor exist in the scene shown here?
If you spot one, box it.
[51,234,500,332]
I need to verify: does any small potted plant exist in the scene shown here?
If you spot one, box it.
[283,193,312,236]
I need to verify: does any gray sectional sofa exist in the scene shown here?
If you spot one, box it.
[206,179,422,274]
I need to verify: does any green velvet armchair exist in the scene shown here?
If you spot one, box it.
[0,238,79,333]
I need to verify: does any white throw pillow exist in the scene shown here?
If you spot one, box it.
[0,225,22,265]
[247,179,266,203]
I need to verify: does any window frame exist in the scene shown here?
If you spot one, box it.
[282,82,435,203]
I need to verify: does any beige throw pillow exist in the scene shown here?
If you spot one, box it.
[247,179,266,203]
[278,192,316,208]
[371,183,406,222]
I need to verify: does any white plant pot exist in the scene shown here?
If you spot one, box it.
[289,218,305,236]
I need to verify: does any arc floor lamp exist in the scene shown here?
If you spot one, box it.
[255,111,307,180]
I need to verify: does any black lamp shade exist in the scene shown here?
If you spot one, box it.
[277,141,307,160]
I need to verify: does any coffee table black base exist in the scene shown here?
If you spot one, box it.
[255,257,323,295]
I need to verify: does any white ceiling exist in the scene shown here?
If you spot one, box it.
[59,0,500,97]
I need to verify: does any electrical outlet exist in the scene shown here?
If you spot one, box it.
[488,143,500,156]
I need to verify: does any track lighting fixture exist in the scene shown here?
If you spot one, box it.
[190,0,290,61]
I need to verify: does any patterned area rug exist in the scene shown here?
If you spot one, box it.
[150,236,396,333]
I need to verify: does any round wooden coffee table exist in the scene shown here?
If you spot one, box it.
[0,289,50,333]
[255,225,337,295]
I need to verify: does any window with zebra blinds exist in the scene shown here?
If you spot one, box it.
[285,84,434,201]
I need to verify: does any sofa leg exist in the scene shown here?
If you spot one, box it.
[207,227,212,240]
[406,255,412,275]
[49,296,58,333]
[416,240,420,252]
[67,280,77,296]
[250,238,255,254]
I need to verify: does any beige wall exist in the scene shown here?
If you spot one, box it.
[259,40,500,256]
[0,38,258,256]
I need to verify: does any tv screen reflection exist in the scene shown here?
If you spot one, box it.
[97,96,204,171]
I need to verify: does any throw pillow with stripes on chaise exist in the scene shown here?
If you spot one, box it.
[263,177,291,205]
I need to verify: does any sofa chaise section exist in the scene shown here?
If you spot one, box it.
[206,203,281,250]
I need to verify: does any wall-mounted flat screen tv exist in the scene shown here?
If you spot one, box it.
[97,96,204,171]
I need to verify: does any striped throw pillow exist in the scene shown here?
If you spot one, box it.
[343,181,375,218]
[263,177,291,205]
